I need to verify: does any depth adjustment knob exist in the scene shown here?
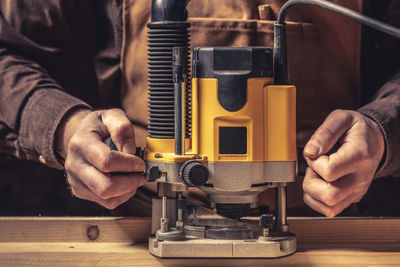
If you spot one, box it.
[180,160,209,187]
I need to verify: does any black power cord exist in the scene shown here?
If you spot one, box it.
[273,0,400,85]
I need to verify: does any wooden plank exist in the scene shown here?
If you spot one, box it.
[0,217,150,243]
[0,242,400,266]
[0,217,399,244]
[0,217,399,266]
[290,217,400,244]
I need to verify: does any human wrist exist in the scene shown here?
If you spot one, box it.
[55,108,92,161]
[359,111,387,176]
[370,117,385,171]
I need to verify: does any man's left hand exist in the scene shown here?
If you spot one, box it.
[302,110,385,217]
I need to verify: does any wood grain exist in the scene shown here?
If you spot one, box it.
[0,242,400,266]
[1,217,400,266]
[0,217,150,243]
[291,217,400,244]
[0,217,400,244]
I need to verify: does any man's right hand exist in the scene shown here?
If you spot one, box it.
[57,108,146,209]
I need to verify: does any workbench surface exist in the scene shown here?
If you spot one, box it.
[0,217,399,266]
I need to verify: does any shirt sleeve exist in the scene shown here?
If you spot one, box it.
[358,71,400,178]
[0,1,92,169]
[357,0,400,178]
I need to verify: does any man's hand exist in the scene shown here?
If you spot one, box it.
[302,110,385,217]
[57,108,146,209]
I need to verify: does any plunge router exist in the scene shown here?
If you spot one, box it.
[144,0,296,258]
[101,0,400,259]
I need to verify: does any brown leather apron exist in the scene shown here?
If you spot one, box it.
[121,0,363,210]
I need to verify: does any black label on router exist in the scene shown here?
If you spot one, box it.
[219,127,247,154]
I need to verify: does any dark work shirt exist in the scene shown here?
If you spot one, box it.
[0,0,122,168]
[358,0,400,177]
[0,0,399,216]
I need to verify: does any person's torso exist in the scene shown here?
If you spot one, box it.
[121,0,363,147]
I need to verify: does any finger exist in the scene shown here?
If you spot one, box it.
[308,141,369,181]
[303,168,361,206]
[69,134,145,173]
[68,174,137,209]
[303,191,355,218]
[101,109,136,154]
[81,111,110,139]
[303,110,354,160]
[68,164,146,200]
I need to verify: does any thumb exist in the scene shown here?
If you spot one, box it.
[304,110,354,160]
[101,109,136,154]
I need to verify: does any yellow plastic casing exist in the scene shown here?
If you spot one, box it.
[145,137,193,163]
[192,77,296,163]
[265,83,297,162]
[145,77,296,164]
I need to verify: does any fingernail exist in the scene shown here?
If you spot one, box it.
[122,142,134,154]
[304,143,320,157]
